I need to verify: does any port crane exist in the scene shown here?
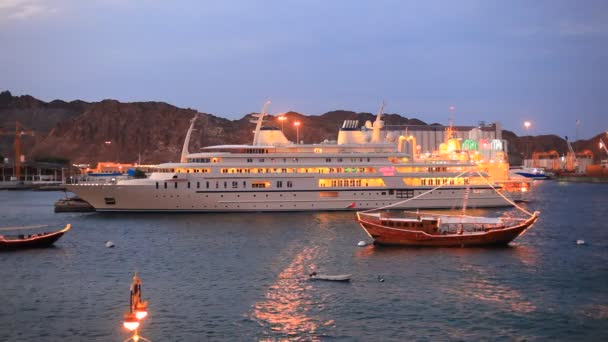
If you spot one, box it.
[0,122,35,180]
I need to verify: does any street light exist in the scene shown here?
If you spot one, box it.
[278,116,286,132]
[294,121,301,144]
[524,121,531,161]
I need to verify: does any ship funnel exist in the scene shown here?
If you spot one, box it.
[180,114,198,162]
[337,120,366,144]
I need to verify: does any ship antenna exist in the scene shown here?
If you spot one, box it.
[252,100,271,145]
[446,105,455,143]
[180,114,198,162]
[376,100,385,124]
[371,100,385,143]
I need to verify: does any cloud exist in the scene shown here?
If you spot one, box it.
[0,0,56,19]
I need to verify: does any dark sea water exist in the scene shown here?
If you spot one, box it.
[1,181,607,341]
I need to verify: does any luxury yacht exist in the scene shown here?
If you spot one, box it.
[67,107,516,212]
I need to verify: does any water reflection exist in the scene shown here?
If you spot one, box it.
[355,243,539,268]
[450,265,536,314]
[251,246,322,341]
[507,244,539,267]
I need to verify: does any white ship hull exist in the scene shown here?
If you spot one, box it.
[67,182,511,212]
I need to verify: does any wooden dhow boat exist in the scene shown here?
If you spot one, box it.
[356,210,539,247]
[356,169,540,247]
[0,224,71,250]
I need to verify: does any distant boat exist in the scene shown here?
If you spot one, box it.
[510,166,549,180]
[0,224,71,250]
[356,211,539,247]
[309,272,351,282]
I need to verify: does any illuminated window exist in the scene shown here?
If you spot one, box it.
[319,191,339,198]
[252,181,269,188]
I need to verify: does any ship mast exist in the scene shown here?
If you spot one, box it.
[371,101,385,143]
[180,115,198,163]
[252,100,271,146]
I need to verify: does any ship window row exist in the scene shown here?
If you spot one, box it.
[154,180,294,190]
[187,158,221,163]
[247,158,299,163]
[175,168,211,173]
[185,157,379,165]
[245,149,269,154]
[318,178,386,188]
[383,221,423,228]
[402,177,472,186]
[394,166,465,173]
[239,157,370,163]
[220,167,375,174]
[154,168,212,173]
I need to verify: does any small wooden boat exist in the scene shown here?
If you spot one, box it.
[309,272,351,282]
[0,224,71,250]
[356,211,539,247]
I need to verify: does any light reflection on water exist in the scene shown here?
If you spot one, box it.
[450,264,536,314]
[251,246,320,341]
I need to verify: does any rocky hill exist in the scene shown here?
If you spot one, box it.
[0,90,604,165]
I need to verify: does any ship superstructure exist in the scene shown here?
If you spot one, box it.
[67,107,515,212]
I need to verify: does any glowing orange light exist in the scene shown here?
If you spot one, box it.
[135,310,148,320]
[278,116,286,121]
[521,187,527,193]
[294,121,301,127]
[123,315,140,331]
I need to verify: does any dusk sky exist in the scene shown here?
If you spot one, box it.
[1,0,606,139]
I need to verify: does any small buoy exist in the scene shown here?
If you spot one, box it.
[576,240,586,245]
[357,241,368,247]
[105,241,115,248]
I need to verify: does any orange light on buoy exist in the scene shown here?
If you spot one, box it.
[122,273,152,342]
[123,313,140,331]
[135,310,148,320]
[135,302,148,320]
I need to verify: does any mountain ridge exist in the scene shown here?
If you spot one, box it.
[0,90,605,165]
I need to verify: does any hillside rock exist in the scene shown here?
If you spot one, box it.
[0,91,604,165]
